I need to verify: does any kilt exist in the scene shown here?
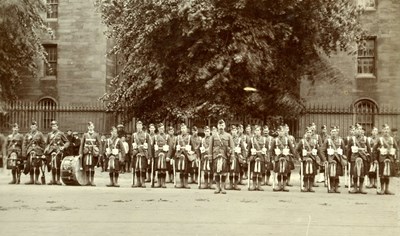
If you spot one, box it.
[250,158,265,174]
[175,154,189,174]
[350,158,369,177]
[229,157,241,174]
[379,159,396,177]
[46,152,62,171]
[301,158,317,176]
[327,161,343,177]
[201,158,213,173]
[274,157,290,175]
[133,153,147,172]
[108,155,120,172]
[155,151,168,172]
[212,156,228,174]
[82,154,97,171]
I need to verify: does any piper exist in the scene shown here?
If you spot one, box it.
[6,123,24,184]
[79,121,101,186]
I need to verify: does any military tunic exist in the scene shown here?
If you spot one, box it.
[154,133,170,173]
[320,137,347,177]
[174,133,195,174]
[44,130,70,171]
[248,135,269,175]
[346,135,371,177]
[296,138,321,176]
[269,136,296,175]
[79,132,101,171]
[6,132,24,169]
[208,131,234,176]
[131,131,150,172]
[229,135,246,174]
[373,136,398,177]
[105,136,125,172]
[22,130,46,169]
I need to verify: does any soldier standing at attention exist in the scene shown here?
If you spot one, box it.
[174,123,195,189]
[79,122,101,186]
[373,124,398,195]
[347,124,371,194]
[22,121,46,185]
[131,121,150,188]
[6,123,24,184]
[226,125,245,191]
[209,119,235,194]
[270,125,296,192]
[44,120,69,185]
[200,126,213,189]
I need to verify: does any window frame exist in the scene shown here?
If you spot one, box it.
[356,37,376,79]
[46,0,59,20]
[43,44,57,79]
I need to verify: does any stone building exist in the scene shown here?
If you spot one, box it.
[300,0,400,134]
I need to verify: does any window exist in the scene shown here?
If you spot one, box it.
[357,39,375,78]
[47,0,58,19]
[354,99,378,133]
[44,44,57,77]
[358,0,376,10]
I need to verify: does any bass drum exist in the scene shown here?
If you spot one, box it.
[61,156,88,186]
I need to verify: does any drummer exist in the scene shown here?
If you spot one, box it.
[79,122,102,186]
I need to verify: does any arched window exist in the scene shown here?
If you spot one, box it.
[354,99,378,133]
[38,98,57,130]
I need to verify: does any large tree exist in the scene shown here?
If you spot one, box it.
[98,0,365,122]
[0,0,48,103]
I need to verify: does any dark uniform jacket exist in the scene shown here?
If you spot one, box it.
[22,130,46,157]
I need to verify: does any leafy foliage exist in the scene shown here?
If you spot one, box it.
[0,0,48,102]
[98,0,365,122]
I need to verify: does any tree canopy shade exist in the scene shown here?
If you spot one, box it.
[98,0,365,122]
[0,0,48,102]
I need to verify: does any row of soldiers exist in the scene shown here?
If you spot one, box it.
[2,119,398,195]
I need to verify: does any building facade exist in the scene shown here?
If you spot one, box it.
[300,0,400,134]
[18,0,110,106]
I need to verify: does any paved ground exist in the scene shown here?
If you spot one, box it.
[0,168,399,236]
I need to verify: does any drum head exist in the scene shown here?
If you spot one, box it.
[61,156,88,186]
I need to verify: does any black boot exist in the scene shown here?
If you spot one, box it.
[308,177,315,192]
[249,176,256,191]
[282,176,289,192]
[114,173,120,187]
[349,177,358,194]
[132,172,141,187]
[334,178,340,193]
[90,171,96,186]
[226,176,233,190]
[301,177,308,192]
[384,178,394,195]
[48,170,56,185]
[9,170,17,184]
[106,173,114,187]
[233,176,241,191]
[328,177,335,193]
[220,176,227,194]
[359,178,367,194]
[25,173,34,185]
[184,176,191,189]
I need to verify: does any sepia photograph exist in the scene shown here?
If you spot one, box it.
[0,0,399,235]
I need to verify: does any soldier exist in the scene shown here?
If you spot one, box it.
[320,126,347,193]
[117,124,126,138]
[200,126,213,189]
[71,132,80,156]
[153,123,170,188]
[347,124,371,194]
[284,124,296,186]
[99,134,107,172]
[65,130,74,156]
[146,124,156,183]
[44,120,70,185]
[262,125,274,186]
[237,124,248,183]
[209,119,234,194]
[79,121,101,186]
[296,127,322,192]
[366,127,379,188]
[226,125,245,191]
[131,121,150,188]
[248,125,269,191]
[270,125,296,192]
[189,126,201,184]
[373,124,398,195]
[344,125,356,188]
[6,123,24,184]
[105,126,125,187]
[0,132,6,168]
[166,126,176,183]
[240,124,252,182]
[174,123,195,189]
[121,136,129,174]
[22,121,46,185]
[320,125,329,143]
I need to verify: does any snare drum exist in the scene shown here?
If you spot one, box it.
[61,156,88,186]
